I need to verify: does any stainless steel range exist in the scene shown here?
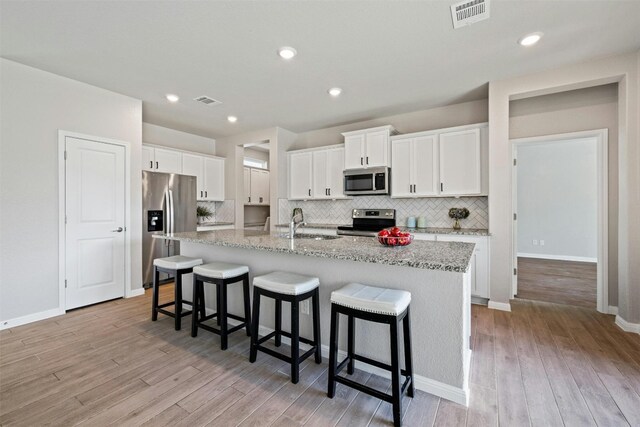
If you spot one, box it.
[337,209,396,237]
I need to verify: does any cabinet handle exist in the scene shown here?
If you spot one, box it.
[360,157,363,165]
[248,196,251,203]
[205,191,207,198]
[308,189,311,197]
[366,156,369,165]
[200,191,203,198]
[149,161,153,168]
[409,184,412,193]
[413,184,416,193]
[259,197,263,203]
[441,183,443,192]
[155,161,159,169]
[328,188,331,196]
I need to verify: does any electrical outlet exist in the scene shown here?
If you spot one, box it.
[532,240,538,245]
[540,240,545,246]
[301,300,310,315]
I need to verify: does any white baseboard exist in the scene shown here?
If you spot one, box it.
[126,288,145,298]
[608,306,618,315]
[517,252,597,263]
[615,315,640,335]
[0,307,65,331]
[256,325,469,406]
[488,300,512,312]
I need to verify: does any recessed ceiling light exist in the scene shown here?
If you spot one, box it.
[227,116,238,123]
[328,87,342,97]
[165,94,179,103]
[278,47,297,60]
[518,32,543,46]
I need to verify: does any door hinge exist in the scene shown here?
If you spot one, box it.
[514,268,517,276]
[65,279,67,288]
[513,213,517,220]
[64,151,67,160]
[513,158,517,166]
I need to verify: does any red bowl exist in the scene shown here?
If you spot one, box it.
[378,234,414,247]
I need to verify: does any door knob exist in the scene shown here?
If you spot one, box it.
[112,227,124,232]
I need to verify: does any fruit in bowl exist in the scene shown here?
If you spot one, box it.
[378,228,413,247]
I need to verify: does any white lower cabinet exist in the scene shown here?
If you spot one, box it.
[412,233,488,298]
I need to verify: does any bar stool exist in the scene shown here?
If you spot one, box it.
[249,271,322,384]
[152,255,203,330]
[190,261,251,350]
[327,283,414,427]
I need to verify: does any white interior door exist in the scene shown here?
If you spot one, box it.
[65,136,126,309]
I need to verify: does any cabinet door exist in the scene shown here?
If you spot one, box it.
[182,153,205,199]
[327,147,345,198]
[142,146,155,171]
[344,134,365,169]
[439,129,481,195]
[413,135,438,196]
[391,138,412,197]
[203,157,224,201]
[251,168,270,204]
[365,130,388,167]
[312,150,328,198]
[244,167,251,204]
[154,148,182,174]
[289,152,313,199]
[437,235,487,297]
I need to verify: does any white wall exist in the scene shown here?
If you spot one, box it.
[517,138,598,261]
[0,58,143,324]
[142,122,215,155]
[244,147,269,165]
[488,50,639,323]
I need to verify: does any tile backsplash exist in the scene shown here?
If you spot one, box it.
[197,199,235,223]
[279,196,488,229]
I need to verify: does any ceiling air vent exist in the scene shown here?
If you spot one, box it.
[450,0,490,29]
[193,95,222,106]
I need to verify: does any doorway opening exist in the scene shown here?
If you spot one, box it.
[511,129,608,312]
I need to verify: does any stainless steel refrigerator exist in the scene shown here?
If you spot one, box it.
[142,171,197,288]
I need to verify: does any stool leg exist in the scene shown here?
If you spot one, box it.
[219,281,228,350]
[151,267,159,321]
[249,287,261,363]
[347,315,355,375]
[290,299,300,384]
[174,273,182,331]
[243,274,251,337]
[327,304,339,398]
[403,308,415,398]
[274,299,282,347]
[198,283,206,320]
[191,276,199,337]
[312,289,322,364]
[216,283,221,326]
[390,318,402,427]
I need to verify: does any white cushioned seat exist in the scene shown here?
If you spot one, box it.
[253,271,319,295]
[331,283,411,316]
[153,255,203,270]
[193,261,249,279]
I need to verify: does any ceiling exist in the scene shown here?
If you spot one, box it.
[2,1,639,139]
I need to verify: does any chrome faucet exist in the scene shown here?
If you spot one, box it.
[289,211,306,239]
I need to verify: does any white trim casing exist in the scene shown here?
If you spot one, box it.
[0,308,65,331]
[608,306,618,315]
[510,129,609,314]
[517,253,597,263]
[488,300,512,312]
[58,130,134,314]
[615,315,640,335]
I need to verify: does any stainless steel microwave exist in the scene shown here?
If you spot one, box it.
[343,167,390,196]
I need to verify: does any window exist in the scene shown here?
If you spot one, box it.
[244,157,268,169]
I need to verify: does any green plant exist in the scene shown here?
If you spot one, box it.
[197,205,213,218]
[448,208,470,220]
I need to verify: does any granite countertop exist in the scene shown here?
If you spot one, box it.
[400,227,490,236]
[275,223,345,230]
[197,222,234,227]
[156,230,474,273]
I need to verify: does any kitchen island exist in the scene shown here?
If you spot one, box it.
[155,229,474,405]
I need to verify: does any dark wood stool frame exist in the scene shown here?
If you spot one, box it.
[191,272,251,350]
[249,286,322,384]
[151,265,194,331]
[327,303,414,427]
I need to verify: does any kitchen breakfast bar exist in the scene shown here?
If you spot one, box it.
[155,230,475,406]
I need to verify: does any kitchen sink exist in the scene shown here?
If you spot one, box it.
[279,233,341,240]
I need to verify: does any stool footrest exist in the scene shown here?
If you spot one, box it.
[199,322,247,336]
[353,354,391,372]
[255,343,317,365]
[334,375,393,403]
[274,330,316,346]
[156,308,193,318]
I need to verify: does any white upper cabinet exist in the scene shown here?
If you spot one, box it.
[391,135,438,198]
[312,147,345,199]
[248,168,270,205]
[203,156,224,201]
[342,126,396,169]
[391,123,487,198]
[439,128,481,195]
[288,151,313,200]
[142,146,182,174]
[182,153,205,198]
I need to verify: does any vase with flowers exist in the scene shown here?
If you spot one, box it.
[448,208,470,230]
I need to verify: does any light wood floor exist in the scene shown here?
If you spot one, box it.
[517,257,597,308]
[1,286,640,426]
